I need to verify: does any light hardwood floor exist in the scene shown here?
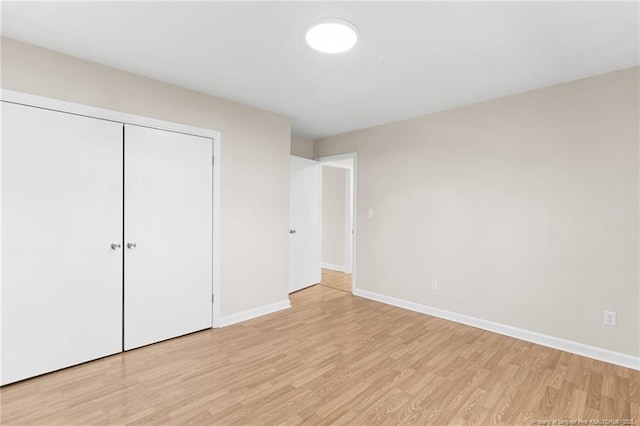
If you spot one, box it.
[320,268,352,293]
[1,281,639,425]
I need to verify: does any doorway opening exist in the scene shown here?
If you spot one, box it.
[317,153,356,293]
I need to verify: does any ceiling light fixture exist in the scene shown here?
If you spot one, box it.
[305,18,358,54]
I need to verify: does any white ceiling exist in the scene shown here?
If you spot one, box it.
[2,2,638,139]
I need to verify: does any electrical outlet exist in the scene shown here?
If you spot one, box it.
[431,280,438,291]
[604,311,616,327]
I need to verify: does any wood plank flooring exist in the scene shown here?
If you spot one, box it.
[1,280,638,425]
[320,268,352,293]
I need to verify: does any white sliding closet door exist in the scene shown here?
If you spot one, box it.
[1,102,124,385]
[124,124,212,350]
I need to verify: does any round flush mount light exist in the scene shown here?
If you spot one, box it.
[305,18,358,54]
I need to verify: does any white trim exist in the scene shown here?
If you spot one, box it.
[345,165,354,274]
[316,152,357,291]
[1,89,223,329]
[212,137,222,328]
[315,153,356,163]
[321,262,346,272]
[1,90,219,140]
[218,300,291,327]
[321,161,351,170]
[353,288,640,371]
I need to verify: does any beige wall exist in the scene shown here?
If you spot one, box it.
[316,67,640,357]
[1,37,291,318]
[322,166,346,267]
[291,134,314,159]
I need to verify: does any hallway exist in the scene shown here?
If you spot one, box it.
[320,268,352,293]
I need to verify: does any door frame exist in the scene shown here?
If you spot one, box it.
[315,152,357,292]
[0,89,223,327]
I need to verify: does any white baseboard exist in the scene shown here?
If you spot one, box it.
[321,262,346,272]
[353,288,640,371]
[217,299,291,328]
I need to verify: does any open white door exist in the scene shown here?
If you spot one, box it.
[289,156,321,293]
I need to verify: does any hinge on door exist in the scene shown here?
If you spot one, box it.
[212,294,215,303]
[212,156,215,165]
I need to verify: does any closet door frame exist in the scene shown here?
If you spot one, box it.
[0,89,222,328]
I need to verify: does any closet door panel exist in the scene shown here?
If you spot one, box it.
[124,124,212,350]
[1,102,124,385]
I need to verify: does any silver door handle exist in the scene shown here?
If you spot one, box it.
[111,242,121,250]
[289,229,296,234]
[127,242,137,249]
